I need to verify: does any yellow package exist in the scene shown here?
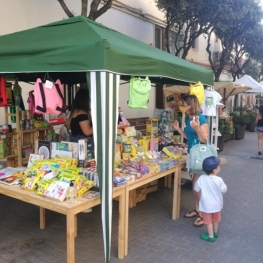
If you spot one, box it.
[36,179,53,195]
[77,180,94,196]
[21,176,40,191]
[57,172,76,182]
[125,126,136,137]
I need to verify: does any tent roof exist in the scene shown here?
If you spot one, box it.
[235,75,263,93]
[0,16,213,85]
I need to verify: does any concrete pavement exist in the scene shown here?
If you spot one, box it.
[0,130,262,263]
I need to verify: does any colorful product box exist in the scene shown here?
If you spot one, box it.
[78,139,87,160]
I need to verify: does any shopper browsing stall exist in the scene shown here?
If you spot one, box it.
[172,94,209,227]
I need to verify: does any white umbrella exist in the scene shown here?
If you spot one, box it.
[214,81,251,103]
[235,74,263,93]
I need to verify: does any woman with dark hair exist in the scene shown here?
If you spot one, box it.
[68,88,94,155]
[255,106,263,155]
[173,94,209,227]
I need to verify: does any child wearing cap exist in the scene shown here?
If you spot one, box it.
[194,156,227,242]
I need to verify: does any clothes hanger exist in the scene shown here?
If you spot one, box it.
[43,72,54,82]
[206,85,214,91]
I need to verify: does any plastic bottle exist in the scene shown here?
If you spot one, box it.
[67,181,76,204]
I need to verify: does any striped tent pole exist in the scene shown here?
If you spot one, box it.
[87,71,120,263]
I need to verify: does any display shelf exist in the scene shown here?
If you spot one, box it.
[22,157,29,165]
[0,154,19,160]
[38,127,52,140]
[20,129,38,133]
[1,106,21,167]
[3,105,54,166]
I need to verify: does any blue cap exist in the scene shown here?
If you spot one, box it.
[202,156,226,173]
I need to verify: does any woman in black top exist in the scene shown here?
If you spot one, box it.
[68,88,94,156]
[255,106,263,155]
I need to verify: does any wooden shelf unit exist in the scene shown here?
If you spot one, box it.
[1,106,22,167]
[2,106,52,167]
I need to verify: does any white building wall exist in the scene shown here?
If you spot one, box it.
[0,0,214,119]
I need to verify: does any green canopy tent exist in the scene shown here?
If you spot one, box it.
[0,16,213,262]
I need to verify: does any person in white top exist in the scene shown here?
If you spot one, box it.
[194,156,227,242]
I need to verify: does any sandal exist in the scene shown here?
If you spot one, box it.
[200,233,216,242]
[184,209,199,218]
[193,215,204,227]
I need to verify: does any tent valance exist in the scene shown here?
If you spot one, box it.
[0,16,213,86]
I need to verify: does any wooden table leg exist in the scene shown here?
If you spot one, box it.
[172,167,180,220]
[124,187,130,256]
[118,189,125,259]
[164,174,172,188]
[40,207,45,229]
[176,165,182,218]
[74,215,77,237]
[67,210,75,263]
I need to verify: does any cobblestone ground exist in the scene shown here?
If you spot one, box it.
[0,131,263,263]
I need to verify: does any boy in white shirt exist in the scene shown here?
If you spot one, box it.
[194,156,227,242]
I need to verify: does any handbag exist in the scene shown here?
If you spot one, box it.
[190,141,218,175]
[128,76,151,109]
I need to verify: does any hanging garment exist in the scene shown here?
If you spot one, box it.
[28,90,36,119]
[0,76,7,107]
[128,76,151,109]
[13,79,25,111]
[34,78,68,115]
[201,90,222,116]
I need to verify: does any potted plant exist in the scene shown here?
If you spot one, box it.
[231,106,250,140]
[246,109,257,132]
[217,117,234,151]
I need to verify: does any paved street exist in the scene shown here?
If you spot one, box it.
[0,130,263,263]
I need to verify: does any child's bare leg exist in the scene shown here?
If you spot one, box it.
[206,223,214,238]
[213,222,219,233]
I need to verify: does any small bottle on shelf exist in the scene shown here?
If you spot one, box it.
[66,181,77,204]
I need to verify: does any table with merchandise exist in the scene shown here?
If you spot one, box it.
[0,182,126,263]
[0,154,186,261]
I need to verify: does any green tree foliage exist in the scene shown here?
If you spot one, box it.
[155,0,217,58]
[156,0,263,82]
[57,0,113,21]
[206,0,263,81]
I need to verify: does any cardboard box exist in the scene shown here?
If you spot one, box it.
[162,146,182,159]
[52,141,79,159]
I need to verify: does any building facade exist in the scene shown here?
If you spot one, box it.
[0,0,224,118]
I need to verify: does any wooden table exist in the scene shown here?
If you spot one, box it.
[0,159,186,261]
[124,166,181,256]
[0,183,126,263]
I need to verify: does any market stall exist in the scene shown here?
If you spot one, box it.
[0,15,213,263]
